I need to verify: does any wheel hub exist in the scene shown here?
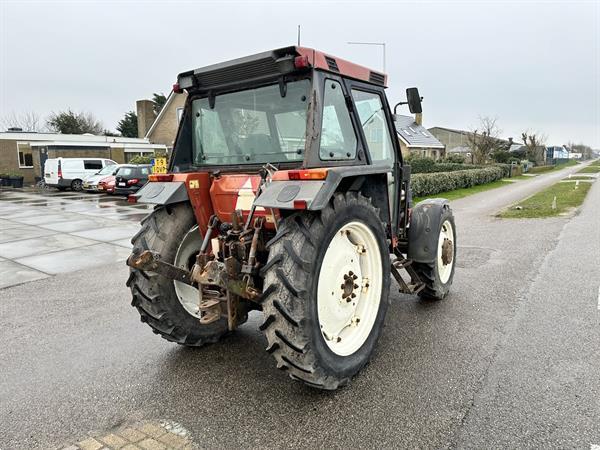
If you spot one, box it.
[341,271,358,302]
[441,238,453,265]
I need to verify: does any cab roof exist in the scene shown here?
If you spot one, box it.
[176,46,387,93]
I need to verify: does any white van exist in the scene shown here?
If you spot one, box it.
[44,158,117,191]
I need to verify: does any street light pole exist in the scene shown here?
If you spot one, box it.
[347,41,386,72]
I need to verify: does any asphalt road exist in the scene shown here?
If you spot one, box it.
[1,165,599,449]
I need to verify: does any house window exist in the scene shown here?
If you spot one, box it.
[17,142,33,168]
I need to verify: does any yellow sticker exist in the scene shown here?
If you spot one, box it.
[188,179,199,189]
[152,157,168,174]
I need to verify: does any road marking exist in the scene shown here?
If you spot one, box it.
[590,444,600,450]
[597,285,600,311]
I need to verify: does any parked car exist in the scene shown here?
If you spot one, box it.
[113,164,151,196]
[44,158,117,191]
[82,164,121,192]
[98,175,116,194]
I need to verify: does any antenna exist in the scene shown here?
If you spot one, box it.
[297,25,301,46]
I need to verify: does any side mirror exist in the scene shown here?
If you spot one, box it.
[406,87,422,114]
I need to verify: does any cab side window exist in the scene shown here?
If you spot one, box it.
[319,80,357,160]
[352,89,394,165]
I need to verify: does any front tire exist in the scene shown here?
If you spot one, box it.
[261,192,391,390]
[413,208,456,300]
[127,203,229,346]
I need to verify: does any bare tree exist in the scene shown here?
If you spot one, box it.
[467,116,504,164]
[521,131,547,165]
[0,111,44,132]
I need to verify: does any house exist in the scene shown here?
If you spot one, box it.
[137,92,187,152]
[546,145,570,161]
[428,126,473,153]
[393,115,445,160]
[0,130,166,184]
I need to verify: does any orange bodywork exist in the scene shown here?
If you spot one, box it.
[169,172,277,232]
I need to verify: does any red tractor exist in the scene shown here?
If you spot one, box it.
[127,46,456,390]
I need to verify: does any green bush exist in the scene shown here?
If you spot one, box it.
[442,154,466,164]
[129,155,154,164]
[406,156,435,173]
[411,166,505,197]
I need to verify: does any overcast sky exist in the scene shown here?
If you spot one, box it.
[1,0,599,147]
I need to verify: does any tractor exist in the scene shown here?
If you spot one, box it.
[126,46,456,390]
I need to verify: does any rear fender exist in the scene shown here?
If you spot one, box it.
[254,166,390,211]
[133,173,214,235]
[407,198,450,263]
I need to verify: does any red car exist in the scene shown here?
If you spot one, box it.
[98,175,116,194]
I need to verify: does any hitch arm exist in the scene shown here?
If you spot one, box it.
[127,250,194,286]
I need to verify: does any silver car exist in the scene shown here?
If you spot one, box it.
[82,164,121,192]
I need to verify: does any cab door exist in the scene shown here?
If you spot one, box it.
[343,80,403,236]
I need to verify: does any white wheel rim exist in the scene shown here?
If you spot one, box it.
[437,220,454,284]
[317,221,383,356]
[174,225,202,318]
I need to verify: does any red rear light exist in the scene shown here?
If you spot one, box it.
[149,173,174,182]
[293,199,308,209]
[294,55,310,69]
[57,166,62,179]
[127,178,139,186]
[173,82,182,93]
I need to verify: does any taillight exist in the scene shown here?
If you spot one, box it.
[294,55,310,69]
[293,199,308,209]
[149,173,174,182]
[127,178,139,186]
[287,169,328,180]
[58,166,62,179]
[173,82,182,94]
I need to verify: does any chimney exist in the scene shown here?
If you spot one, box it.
[136,99,156,138]
[415,112,423,126]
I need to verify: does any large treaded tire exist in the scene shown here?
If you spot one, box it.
[126,203,229,346]
[260,192,391,390]
[413,207,456,300]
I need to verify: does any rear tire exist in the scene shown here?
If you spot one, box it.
[413,208,456,300]
[127,203,229,346]
[261,192,391,390]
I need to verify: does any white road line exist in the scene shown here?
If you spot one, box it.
[590,444,600,450]
[598,285,600,311]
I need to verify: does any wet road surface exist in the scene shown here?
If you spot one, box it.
[1,168,599,449]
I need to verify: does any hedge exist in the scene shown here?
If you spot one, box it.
[528,165,554,174]
[411,166,505,197]
[409,158,483,174]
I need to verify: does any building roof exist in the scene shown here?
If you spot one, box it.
[394,115,445,149]
[144,90,178,139]
[0,131,166,151]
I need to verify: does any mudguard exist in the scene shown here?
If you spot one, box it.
[133,181,189,205]
[407,198,450,263]
[254,166,391,210]
[253,180,326,210]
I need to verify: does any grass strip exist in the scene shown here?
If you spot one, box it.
[414,179,512,203]
[577,166,600,174]
[563,175,596,181]
[498,181,592,218]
